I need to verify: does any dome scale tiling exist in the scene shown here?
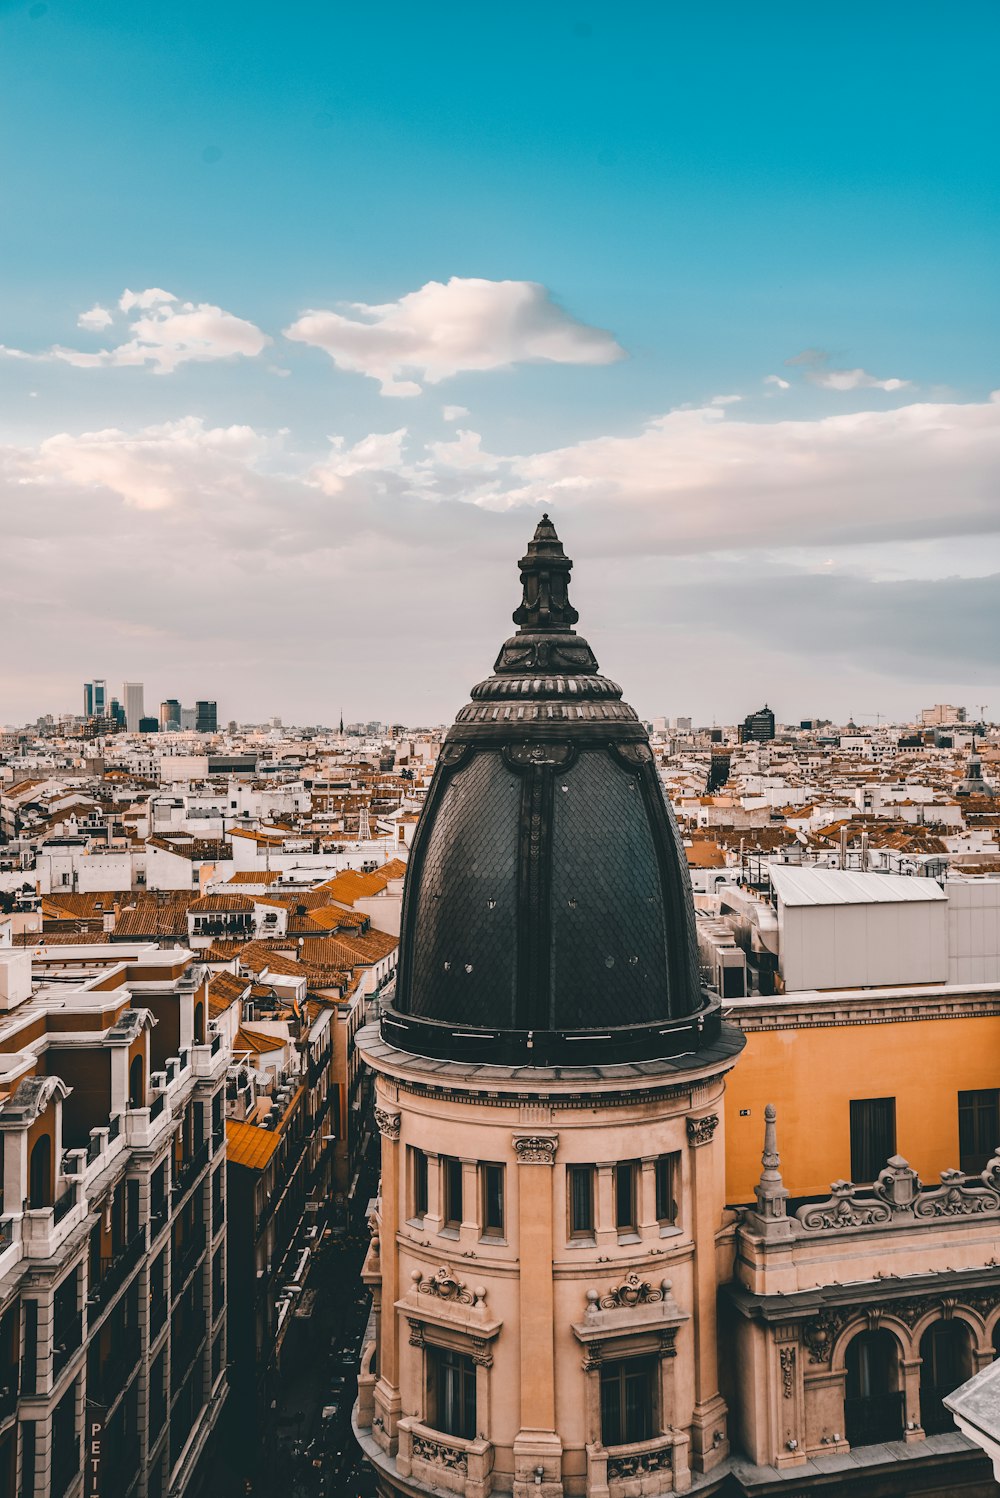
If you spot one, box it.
[381,515,722,1067]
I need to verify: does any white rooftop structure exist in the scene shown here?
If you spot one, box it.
[768,865,947,907]
[769,866,948,992]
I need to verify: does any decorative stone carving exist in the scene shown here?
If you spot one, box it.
[503,742,574,769]
[914,1169,1000,1218]
[598,1273,668,1311]
[873,1155,922,1210]
[513,1133,558,1165]
[802,1310,848,1364]
[795,1182,892,1230]
[412,1265,478,1305]
[411,1433,469,1474]
[659,1328,678,1359]
[686,1114,719,1148]
[780,1346,796,1398]
[607,1446,673,1479]
[470,1337,493,1368]
[408,1318,426,1347]
[374,1107,401,1140]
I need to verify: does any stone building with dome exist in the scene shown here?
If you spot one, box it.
[352,518,1000,1498]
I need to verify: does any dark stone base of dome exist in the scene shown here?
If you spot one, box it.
[379,990,723,1068]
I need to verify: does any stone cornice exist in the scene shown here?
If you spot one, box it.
[727,983,1000,1033]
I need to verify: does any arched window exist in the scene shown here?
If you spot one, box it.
[28,1134,51,1210]
[844,1329,903,1447]
[129,1054,144,1109]
[920,1320,973,1435]
[992,1320,1000,1360]
[193,1001,205,1045]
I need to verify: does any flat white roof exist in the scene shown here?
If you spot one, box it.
[768,865,946,907]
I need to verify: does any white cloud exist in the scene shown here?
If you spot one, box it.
[77,304,113,331]
[764,374,790,390]
[52,293,271,374]
[784,348,910,393]
[710,394,741,406]
[809,367,910,393]
[119,288,176,312]
[21,416,273,510]
[284,276,624,396]
[443,405,469,421]
[310,429,410,495]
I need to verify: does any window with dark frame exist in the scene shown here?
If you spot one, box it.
[958,1089,1000,1175]
[443,1155,463,1228]
[429,1345,477,1441]
[412,1147,429,1219]
[480,1163,504,1237]
[614,1161,638,1234]
[849,1097,896,1184]
[654,1154,679,1226]
[568,1165,595,1238]
[600,1356,658,1446]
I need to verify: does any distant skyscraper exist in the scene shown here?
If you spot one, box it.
[138,716,158,734]
[739,704,776,743]
[123,681,145,732]
[84,679,106,718]
[159,698,181,731]
[195,700,218,733]
[109,697,126,729]
[180,706,197,731]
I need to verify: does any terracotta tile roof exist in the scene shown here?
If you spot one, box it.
[234,1025,286,1055]
[225,1117,284,1170]
[685,840,727,869]
[300,928,397,968]
[208,971,249,1016]
[189,893,255,913]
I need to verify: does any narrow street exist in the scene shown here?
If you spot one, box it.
[200,1189,379,1498]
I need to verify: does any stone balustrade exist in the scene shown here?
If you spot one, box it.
[586,1433,677,1498]
[396,1417,493,1498]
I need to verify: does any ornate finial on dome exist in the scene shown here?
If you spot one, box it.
[512,512,579,633]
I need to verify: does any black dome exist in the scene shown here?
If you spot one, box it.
[381,516,721,1066]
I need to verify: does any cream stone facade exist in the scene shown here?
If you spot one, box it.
[355,1026,742,1498]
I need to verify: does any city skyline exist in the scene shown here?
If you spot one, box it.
[1,2,998,725]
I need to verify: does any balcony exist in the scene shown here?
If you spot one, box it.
[395,1418,493,1498]
[22,1188,82,1260]
[87,1231,145,1315]
[171,1316,206,1391]
[89,1333,140,1406]
[150,1294,168,1339]
[151,1196,170,1241]
[0,1369,18,1425]
[586,1435,676,1497]
[173,1224,206,1289]
[53,1311,83,1378]
[174,1140,210,1202]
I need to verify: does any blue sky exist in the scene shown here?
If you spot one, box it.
[1,0,998,725]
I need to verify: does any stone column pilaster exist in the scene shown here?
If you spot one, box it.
[512,1133,563,1498]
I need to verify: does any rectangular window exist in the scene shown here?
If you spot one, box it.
[480,1164,504,1237]
[614,1161,638,1234]
[443,1156,463,1229]
[655,1154,679,1226]
[959,1089,1000,1175]
[412,1148,429,1219]
[849,1097,896,1183]
[568,1165,595,1239]
[430,1346,476,1441]
[600,1357,657,1447]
